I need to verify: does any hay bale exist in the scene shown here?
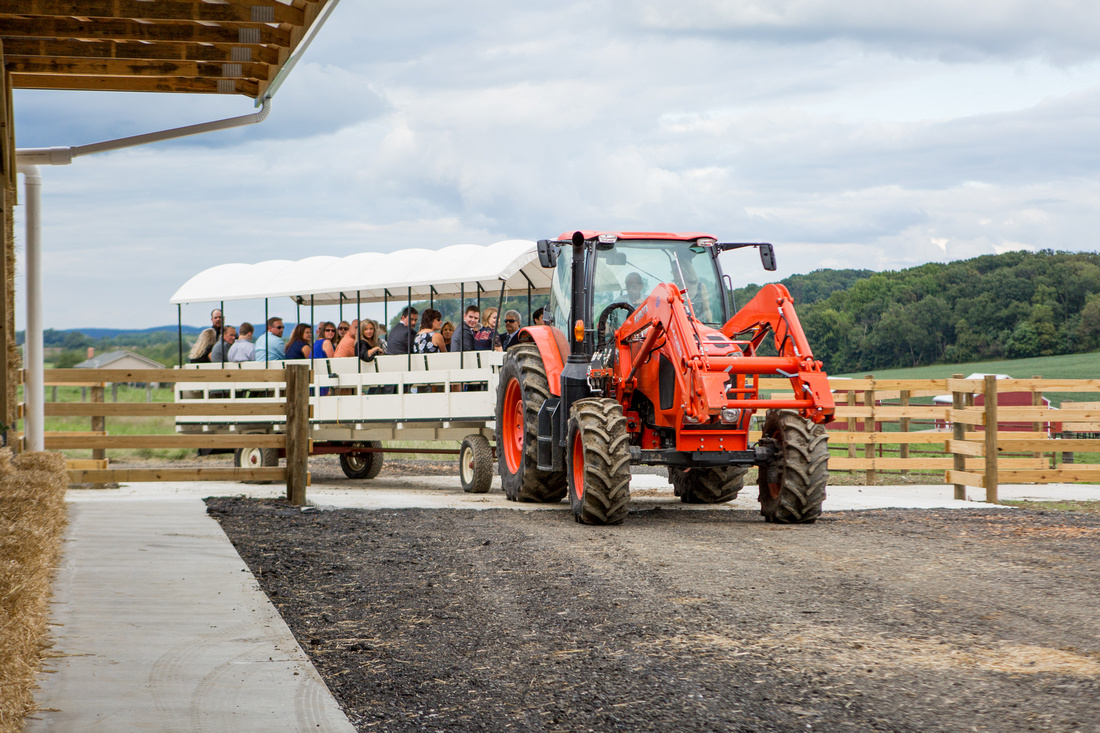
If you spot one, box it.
[0,450,68,733]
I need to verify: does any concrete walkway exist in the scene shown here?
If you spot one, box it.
[30,473,1098,731]
[28,497,356,732]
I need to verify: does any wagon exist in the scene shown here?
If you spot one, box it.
[170,240,552,491]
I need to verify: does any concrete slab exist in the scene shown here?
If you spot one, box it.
[28,498,355,733]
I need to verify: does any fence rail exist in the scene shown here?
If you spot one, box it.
[33,365,311,504]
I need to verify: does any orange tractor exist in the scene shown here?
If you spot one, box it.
[495,231,835,525]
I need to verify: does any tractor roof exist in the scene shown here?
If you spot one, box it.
[557,231,716,242]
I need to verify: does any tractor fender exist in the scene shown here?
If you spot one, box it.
[516,325,568,396]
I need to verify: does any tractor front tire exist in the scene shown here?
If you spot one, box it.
[339,441,384,479]
[669,465,748,504]
[496,345,567,502]
[758,409,828,523]
[566,399,632,525]
[459,434,493,493]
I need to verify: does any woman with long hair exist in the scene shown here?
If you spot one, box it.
[285,323,312,360]
[440,321,455,352]
[313,321,337,358]
[357,319,385,362]
[188,328,218,363]
[474,306,501,351]
[413,308,446,354]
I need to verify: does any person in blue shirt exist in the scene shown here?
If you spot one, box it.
[254,316,286,362]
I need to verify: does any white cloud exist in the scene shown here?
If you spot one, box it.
[10,0,1100,329]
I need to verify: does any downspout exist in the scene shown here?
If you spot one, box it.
[15,97,272,452]
[16,164,43,452]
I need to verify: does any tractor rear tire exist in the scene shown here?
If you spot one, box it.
[496,345,567,502]
[459,434,493,493]
[566,399,632,525]
[758,409,828,523]
[668,465,748,504]
[339,441,384,479]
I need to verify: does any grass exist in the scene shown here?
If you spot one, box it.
[835,351,1100,381]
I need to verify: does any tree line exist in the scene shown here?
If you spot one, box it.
[734,250,1100,374]
[25,249,1100,373]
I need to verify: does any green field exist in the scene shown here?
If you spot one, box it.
[835,351,1100,381]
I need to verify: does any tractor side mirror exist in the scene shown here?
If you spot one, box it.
[759,243,777,271]
[537,239,559,268]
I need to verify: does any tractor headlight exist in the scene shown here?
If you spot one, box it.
[720,408,742,425]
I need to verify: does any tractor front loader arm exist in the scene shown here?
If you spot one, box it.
[720,283,835,423]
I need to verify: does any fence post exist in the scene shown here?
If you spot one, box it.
[864,377,876,485]
[91,383,106,489]
[951,373,966,500]
[899,389,910,469]
[1031,375,1043,463]
[984,375,998,503]
[846,390,856,466]
[285,363,310,505]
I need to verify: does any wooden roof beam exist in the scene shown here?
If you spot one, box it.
[11,72,259,97]
[0,1,305,26]
[1,18,292,48]
[1,38,282,65]
[6,57,272,82]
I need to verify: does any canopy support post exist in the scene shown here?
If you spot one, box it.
[521,271,535,325]
[263,298,269,369]
[220,299,225,366]
[177,304,183,366]
[357,290,361,375]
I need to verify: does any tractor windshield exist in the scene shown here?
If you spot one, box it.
[593,240,724,325]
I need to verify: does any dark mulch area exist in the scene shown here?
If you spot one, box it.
[207,498,1100,733]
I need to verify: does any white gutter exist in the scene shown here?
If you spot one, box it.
[15,97,271,452]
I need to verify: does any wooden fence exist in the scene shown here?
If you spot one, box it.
[34,365,312,504]
[23,369,1100,505]
[759,375,1100,501]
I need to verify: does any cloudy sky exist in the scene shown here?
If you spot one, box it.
[13,0,1100,329]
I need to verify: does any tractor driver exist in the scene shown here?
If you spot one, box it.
[625,272,646,307]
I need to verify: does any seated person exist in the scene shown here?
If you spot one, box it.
[188,328,217,364]
[357,319,385,361]
[284,324,312,360]
[334,319,358,358]
[208,325,237,363]
[413,309,446,353]
[500,309,522,350]
[624,272,646,306]
[474,307,502,351]
[228,322,255,362]
[313,321,337,358]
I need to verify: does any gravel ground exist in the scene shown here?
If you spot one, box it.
[206,495,1100,733]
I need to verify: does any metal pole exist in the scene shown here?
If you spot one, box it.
[220,299,225,366]
[19,165,45,451]
[177,304,183,367]
[310,295,315,369]
[356,290,361,375]
[264,298,269,368]
[460,283,465,368]
[407,287,412,370]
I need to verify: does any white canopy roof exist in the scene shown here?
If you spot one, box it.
[170,240,553,306]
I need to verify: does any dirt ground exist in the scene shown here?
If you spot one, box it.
[206,490,1100,733]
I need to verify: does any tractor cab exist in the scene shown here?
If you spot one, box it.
[544,233,729,354]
